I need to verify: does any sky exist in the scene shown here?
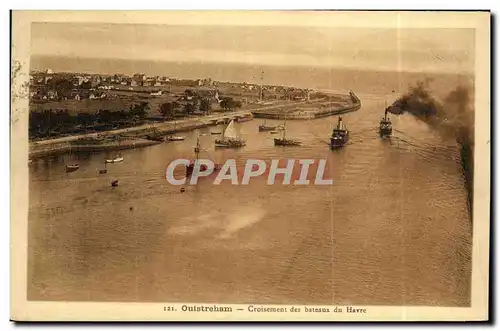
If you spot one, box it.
[30,22,475,74]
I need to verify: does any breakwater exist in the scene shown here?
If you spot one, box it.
[29,111,253,158]
[29,139,161,159]
[251,91,361,120]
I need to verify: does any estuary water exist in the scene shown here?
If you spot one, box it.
[28,91,471,306]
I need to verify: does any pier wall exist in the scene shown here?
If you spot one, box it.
[29,111,253,158]
[29,140,161,159]
[251,91,361,120]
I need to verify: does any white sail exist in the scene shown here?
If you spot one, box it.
[223,120,238,140]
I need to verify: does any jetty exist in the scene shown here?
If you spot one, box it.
[28,111,253,159]
[251,91,361,120]
[29,138,160,159]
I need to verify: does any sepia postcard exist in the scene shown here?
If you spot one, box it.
[10,10,490,322]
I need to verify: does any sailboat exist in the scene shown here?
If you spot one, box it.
[330,116,349,149]
[274,113,300,146]
[215,119,246,148]
[186,136,222,176]
[167,119,185,141]
[65,145,80,172]
[146,125,166,142]
[258,120,276,132]
[379,102,393,137]
[99,160,108,174]
[186,137,207,177]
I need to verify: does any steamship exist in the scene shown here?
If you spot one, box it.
[379,109,393,137]
[330,116,349,149]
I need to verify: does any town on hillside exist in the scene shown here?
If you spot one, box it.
[29,69,326,140]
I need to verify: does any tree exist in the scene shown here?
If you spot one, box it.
[159,102,176,120]
[80,81,92,90]
[220,97,233,111]
[172,101,180,111]
[76,112,95,132]
[220,97,242,111]
[129,102,149,120]
[47,78,74,99]
[199,98,211,115]
[184,102,195,115]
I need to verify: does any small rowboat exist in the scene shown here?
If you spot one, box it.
[65,164,80,172]
[167,136,185,141]
[105,156,124,163]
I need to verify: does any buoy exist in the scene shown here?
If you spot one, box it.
[129,206,133,211]
[180,187,186,193]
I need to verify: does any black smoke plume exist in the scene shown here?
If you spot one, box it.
[386,81,474,220]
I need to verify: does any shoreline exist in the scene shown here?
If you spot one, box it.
[29,139,162,159]
[29,91,362,159]
[29,111,253,159]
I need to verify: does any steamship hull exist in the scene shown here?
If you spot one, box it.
[329,134,349,149]
[379,127,392,137]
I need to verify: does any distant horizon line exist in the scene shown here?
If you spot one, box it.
[30,54,475,78]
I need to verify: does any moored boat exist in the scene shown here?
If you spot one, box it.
[258,120,277,132]
[167,135,185,141]
[274,137,301,146]
[65,145,79,172]
[186,136,221,177]
[215,119,246,148]
[274,113,300,146]
[186,137,207,176]
[98,161,108,174]
[166,120,185,141]
[146,124,166,142]
[106,156,124,163]
[236,115,252,123]
[65,164,80,172]
[146,134,165,142]
[215,139,246,148]
[330,116,349,149]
